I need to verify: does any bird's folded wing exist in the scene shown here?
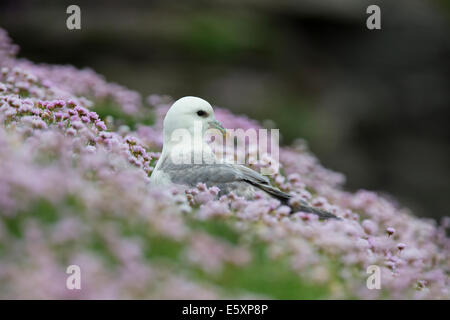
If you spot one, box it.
[162,162,339,219]
[163,163,245,186]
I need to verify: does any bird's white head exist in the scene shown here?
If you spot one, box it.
[163,96,225,145]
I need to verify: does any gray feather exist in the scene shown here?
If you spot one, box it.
[159,159,339,220]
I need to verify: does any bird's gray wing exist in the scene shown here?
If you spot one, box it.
[161,161,339,219]
[161,162,265,197]
[235,164,291,201]
[235,165,339,219]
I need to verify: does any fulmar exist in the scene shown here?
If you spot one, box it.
[150,96,338,219]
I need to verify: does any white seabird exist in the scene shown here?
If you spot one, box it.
[150,96,338,219]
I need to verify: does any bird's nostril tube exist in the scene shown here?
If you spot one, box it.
[208,120,226,136]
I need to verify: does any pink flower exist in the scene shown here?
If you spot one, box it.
[95,120,107,131]
[386,227,396,237]
[88,112,99,121]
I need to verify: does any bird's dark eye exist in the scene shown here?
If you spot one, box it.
[196,110,208,117]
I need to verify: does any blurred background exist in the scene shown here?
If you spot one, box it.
[0,0,449,219]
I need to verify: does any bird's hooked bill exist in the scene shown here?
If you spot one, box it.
[208,120,227,137]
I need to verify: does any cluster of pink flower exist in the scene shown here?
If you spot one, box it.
[0,29,448,299]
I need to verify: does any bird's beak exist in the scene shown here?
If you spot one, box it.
[208,120,227,137]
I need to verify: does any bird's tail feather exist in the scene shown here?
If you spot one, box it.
[290,201,341,220]
[249,181,340,220]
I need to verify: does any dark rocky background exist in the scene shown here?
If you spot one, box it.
[1,0,449,219]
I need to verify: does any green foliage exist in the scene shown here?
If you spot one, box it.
[180,218,331,299]
[93,99,154,129]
